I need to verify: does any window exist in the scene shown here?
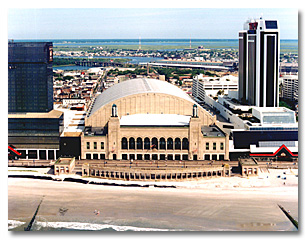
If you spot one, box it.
[136,138,143,149]
[121,137,128,149]
[220,142,224,150]
[101,142,104,149]
[94,142,97,149]
[167,138,173,149]
[206,142,209,150]
[86,142,90,149]
[175,138,181,150]
[213,143,216,150]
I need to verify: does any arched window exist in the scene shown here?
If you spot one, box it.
[167,138,173,149]
[129,137,135,149]
[182,138,189,150]
[159,138,166,150]
[144,137,150,150]
[175,138,181,150]
[136,137,143,150]
[152,137,158,149]
[121,137,128,150]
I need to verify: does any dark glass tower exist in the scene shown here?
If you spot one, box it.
[8,42,54,113]
[238,18,280,107]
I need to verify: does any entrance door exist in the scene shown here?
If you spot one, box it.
[113,154,117,160]
[193,155,197,160]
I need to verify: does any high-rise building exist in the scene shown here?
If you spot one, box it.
[238,17,280,107]
[8,41,54,113]
[8,41,63,160]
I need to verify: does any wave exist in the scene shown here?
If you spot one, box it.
[8,220,26,230]
[35,221,178,231]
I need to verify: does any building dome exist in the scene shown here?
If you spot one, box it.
[88,78,196,117]
[86,78,215,127]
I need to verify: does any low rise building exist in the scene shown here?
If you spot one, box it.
[54,157,76,175]
[192,74,238,102]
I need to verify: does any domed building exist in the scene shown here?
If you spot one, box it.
[81,78,229,161]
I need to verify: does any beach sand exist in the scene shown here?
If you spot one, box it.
[8,168,298,231]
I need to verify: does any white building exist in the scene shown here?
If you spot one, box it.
[192,74,238,102]
[280,75,298,101]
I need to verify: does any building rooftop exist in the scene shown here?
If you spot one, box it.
[201,125,225,137]
[88,78,197,117]
[120,114,191,127]
[8,109,63,119]
[239,158,258,166]
[55,157,75,165]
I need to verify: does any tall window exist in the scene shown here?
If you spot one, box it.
[220,142,224,150]
[101,142,104,149]
[167,138,173,149]
[86,142,90,149]
[121,137,128,150]
[144,137,150,150]
[213,142,216,150]
[175,138,181,150]
[159,138,166,150]
[206,142,209,150]
[136,137,143,149]
[129,137,135,149]
[152,137,158,149]
[182,138,189,150]
[94,142,97,149]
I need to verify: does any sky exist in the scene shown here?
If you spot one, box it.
[7,8,298,40]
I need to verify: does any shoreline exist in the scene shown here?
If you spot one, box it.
[8,168,298,231]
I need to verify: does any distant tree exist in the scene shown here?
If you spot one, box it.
[63,76,74,81]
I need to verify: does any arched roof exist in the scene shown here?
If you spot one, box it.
[88,78,196,117]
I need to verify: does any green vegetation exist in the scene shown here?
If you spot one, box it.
[53,57,130,67]
[108,68,147,76]
[279,98,297,111]
[279,101,292,110]
[152,67,218,80]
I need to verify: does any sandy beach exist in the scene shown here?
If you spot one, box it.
[8,168,298,231]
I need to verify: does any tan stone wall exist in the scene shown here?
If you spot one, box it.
[81,116,228,161]
[86,93,216,127]
[81,92,229,161]
[81,135,108,159]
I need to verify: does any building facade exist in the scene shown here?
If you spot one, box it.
[8,41,54,113]
[238,17,280,107]
[280,75,298,101]
[81,78,229,161]
[192,74,238,102]
[8,42,63,159]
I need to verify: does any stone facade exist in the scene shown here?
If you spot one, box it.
[81,78,229,161]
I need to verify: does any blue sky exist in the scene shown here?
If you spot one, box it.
[8,8,298,39]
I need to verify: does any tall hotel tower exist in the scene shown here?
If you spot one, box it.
[238,17,280,107]
[8,42,54,113]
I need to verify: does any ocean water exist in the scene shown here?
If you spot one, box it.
[8,220,184,231]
